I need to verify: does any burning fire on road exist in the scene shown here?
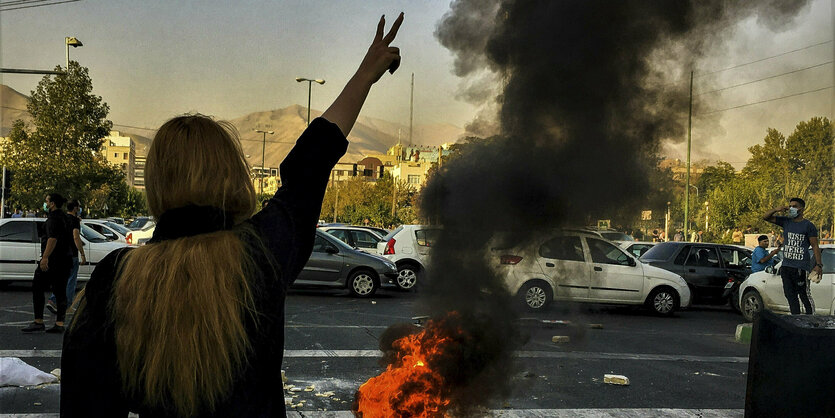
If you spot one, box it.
[353,311,516,417]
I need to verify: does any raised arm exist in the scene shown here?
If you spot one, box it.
[763,205,788,224]
[322,13,404,136]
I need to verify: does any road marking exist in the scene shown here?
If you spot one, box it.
[0,409,745,417]
[0,349,748,363]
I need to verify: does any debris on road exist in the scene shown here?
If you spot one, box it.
[589,323,604,329]
[603,374,630,385]
[551,336,570,343]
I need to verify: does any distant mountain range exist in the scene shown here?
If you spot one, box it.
[1,84,465,166]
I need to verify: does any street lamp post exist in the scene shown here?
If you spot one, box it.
[254,129,274,195]
[295,77,325,126]
[65,37,83,72]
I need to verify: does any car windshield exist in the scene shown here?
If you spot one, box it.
[128,218,148,229]
[80,224,109,243]
[640,243,679,261]
[104,221,131,235]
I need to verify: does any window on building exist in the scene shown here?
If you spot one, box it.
[336,170,344,176]
[114,153,119,158]
[271,168,278,176]
[408,175,420,184]
[123,152,128,159]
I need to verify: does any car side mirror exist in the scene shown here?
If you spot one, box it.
[629,258,637,267]
[325,246,339,255]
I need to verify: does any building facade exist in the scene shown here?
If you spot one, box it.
[101,131,136,186]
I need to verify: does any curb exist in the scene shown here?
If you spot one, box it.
[735,323,752,344]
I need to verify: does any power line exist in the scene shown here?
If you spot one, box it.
[695,40,832,78]
[697,85,832,116]
[696,61,833,96]
[0,0,79,11]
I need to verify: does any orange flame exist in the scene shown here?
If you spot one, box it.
[354,314,462,417]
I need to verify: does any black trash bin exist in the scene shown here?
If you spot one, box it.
[746,309,835,417]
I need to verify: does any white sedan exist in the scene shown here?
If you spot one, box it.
[739,245,835,321]
[493,230,691,315]
[0,218,130,286]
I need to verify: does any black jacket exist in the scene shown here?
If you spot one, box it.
[61,118,347,417]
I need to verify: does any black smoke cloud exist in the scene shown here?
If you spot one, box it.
[366,0,810,414]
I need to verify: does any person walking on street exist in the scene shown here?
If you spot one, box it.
[61,13,404,417]
[673,230,683,241]
[752,235,780,273]
[11,207,23,218]
[732,227,743,244]
[22,193,73,333]
[47,199,86,315]
[763,198,824,315]
[768,230,777,247]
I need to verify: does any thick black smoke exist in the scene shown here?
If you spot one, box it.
[367,0,810,414]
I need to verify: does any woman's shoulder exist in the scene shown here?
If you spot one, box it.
[85,247,134,296]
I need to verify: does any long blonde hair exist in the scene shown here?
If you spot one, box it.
[113,115,258,416]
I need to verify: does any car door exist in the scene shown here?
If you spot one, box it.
[296,234,345,284]
[586,237,644,302]
[351,229,381,252]
[682,245,725,301]
[536,235,590,300]
[0,220,39,280]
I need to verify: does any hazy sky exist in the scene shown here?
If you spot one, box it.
[1,0,832,167]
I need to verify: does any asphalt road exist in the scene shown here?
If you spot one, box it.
[0,283,751,417]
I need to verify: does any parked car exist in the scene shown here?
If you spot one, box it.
[83,219,133,244]
[640,242,752,307]
[319,226,384,253]
[293,230,398,297]
[376,225,441,291]
[493,230,691,315]
[598,230,635,243]
[739,245,834,322]
[126,217,156,245]
[619,241,656,259]
[0,218,130,287]
[106,217,126,225]
[127,216,155,230]
[357,226,390,237]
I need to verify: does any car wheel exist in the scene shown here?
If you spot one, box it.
[348,270,378,298]
[519,281,552,311]
[741,290,763,322]
[395,263,419,290]
[647,287,679,316]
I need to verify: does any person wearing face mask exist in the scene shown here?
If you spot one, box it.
[763,198,824,315]
[22,193,73,333]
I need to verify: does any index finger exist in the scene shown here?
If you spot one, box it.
[383,12,404,45]
[374,15,385,42]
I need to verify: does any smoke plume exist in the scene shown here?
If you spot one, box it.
[371,0,810,414]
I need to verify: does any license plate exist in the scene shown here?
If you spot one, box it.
[724,282,734,289]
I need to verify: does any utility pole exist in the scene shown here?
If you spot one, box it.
[255,129,274,195]
[409,73,414,145]
[684,70,693,241]
[1,165,6,219]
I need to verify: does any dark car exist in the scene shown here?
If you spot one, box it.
[293,230,398,297]
[640,242,752,306]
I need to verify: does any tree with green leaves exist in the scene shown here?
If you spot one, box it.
[320,173,417,227]
[0,61,140,215]
[706,117,833,238]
